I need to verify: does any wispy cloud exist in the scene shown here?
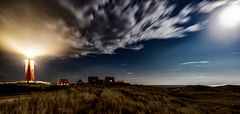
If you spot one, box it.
[121,64,127,66]
[57,0,236,57]
[232,52,240,55]
[166,68,182,72]
[127,72,133,75]
[1,0,238,57]
[126,44,144,51]
[180,61,210,65]
[192,76,222,79]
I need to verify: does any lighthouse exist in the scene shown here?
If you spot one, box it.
[25,59,35,81]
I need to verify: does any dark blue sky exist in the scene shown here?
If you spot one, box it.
[0,0,240,85]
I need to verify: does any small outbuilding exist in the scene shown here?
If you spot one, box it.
[116,80,124,83]
[57,79,70,86]
[105,77,115,84]
[75,79,84,85]
[88,76,99,84]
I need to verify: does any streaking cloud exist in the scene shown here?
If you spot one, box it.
[180,61,210,65]
[0,0,238,58]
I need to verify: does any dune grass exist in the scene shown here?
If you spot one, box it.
[0,85,239,114]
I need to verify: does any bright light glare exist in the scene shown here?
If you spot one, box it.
[0,12,69,59]
[24,50,38,58]
[219,5,240,28]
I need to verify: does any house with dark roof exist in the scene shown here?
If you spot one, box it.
[57,79,69,86]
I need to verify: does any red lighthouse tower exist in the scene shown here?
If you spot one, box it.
[25,59,35,81]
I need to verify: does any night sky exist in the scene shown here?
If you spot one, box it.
[1,0,240,85]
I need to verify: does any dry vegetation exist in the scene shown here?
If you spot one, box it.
[0,85,240,114]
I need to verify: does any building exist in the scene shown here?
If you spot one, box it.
[57,79,70,86]
[88,76,99,84]
[87,76,130,85]
[105,77,115,84]
[75,79,84,85]
[116,80,124,83]
[25,59,35,81]
[115,80,130,85]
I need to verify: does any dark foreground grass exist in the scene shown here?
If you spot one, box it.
[0,85,240,114]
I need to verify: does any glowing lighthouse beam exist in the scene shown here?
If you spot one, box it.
[25,51,37,59]
[24,49,40,59]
